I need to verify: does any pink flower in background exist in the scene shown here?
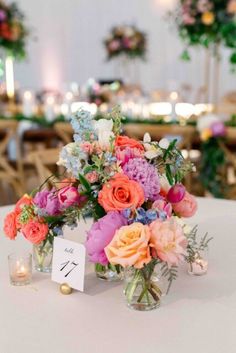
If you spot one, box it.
[150,219,187,267]
[86,212,127,265]
[123,37,132,49]
[116,146,143,166]
[182,13,196,25]
[172,192,197,218]
[22,220,48,244]
[86,171,99,183]
[108,40,120,52]
[197,0,213,13]
[58,186,80,208]
[3,211,17,240]
[152,199,172,218]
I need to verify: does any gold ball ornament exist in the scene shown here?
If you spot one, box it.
[60,283,73,295]
[201,11,215,26]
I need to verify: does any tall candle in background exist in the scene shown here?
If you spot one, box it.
[44,96,56,122]
[23,91,35,117]
[5,56,14,100]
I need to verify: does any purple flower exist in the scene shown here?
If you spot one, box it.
[0,10,6,22]
[33,189,60,216]
[123,158,160,201]
[211,121,226,137]
[85,212,127,265]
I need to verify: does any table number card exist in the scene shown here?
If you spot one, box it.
[51,238,86,292]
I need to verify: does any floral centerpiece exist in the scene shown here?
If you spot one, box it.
[56,108,198,310]
[0,0,29,59]
[104,25,146,60]
[170,0,236,66]
[3,181,86,272]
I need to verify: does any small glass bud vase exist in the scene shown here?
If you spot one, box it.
[124,261,162,311]
[95,263,124,281]
[187,249,208,276]
[33,239,53,273]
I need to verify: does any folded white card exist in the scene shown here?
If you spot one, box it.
[51,238,86,292]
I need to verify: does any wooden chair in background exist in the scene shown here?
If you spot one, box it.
[0,120,24,202]
[54,122,73,144]
[27,148,61,187]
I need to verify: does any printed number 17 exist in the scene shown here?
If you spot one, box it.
[60,261,78,277]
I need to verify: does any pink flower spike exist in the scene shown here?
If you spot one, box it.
[167,184,186,204]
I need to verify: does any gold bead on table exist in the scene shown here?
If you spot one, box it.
[60,283,73,295]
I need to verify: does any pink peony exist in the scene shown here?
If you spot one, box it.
[86,212,127,265]
[152,199,172,218]
[150,219,187,267]
[172,192,197,218]
[58,186,80,208]
[3,211,17,240]
[21,219,48,244]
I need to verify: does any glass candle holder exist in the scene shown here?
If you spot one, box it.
[8,253,32,286]
[187,250,208,276]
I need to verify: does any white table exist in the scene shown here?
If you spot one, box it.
[0,198,236,353]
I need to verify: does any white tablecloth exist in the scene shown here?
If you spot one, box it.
[0,198,236,353]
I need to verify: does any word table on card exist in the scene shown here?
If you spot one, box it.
[51,238,86,291]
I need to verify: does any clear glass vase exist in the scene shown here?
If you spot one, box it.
[95,263,124,281]
[187,249,208,276]
[124,261,162,311]
[33,239,53,273]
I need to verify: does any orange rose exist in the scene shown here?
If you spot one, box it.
[105,223,151,269]
[98,173,145,212]
[21,219,48,244]
[115,136,144,151]
[3,211,17,240]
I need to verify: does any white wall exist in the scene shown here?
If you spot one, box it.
[14,0,235,99]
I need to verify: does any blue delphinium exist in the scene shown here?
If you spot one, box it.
[70,109,97,142]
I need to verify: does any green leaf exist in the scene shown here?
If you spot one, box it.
[78,174,91,192]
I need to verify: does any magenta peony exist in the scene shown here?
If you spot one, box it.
[167,184,186,204]
[85,212,127,265]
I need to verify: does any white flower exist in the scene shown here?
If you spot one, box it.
[93,119,114,150]
[143,132,151,143]
[159,138,170,149]
[197,114,220,133]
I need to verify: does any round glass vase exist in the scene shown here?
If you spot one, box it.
[33,239,53,273]
[187,249,208,276]
[95,263,124,281]
[124,261,162,311]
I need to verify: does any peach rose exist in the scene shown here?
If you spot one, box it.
[21,219,48,244]
[98,173,145,212]
[115,136,144,151]
[172,192,197,218]
[15,194,32,215]
[105,223,151,269]
[3,211,17,240]
[150,219,187,267]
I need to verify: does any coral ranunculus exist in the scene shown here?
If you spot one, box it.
[115,135,144,151]
[21,220,48,244]
[150,219,187,267]
[15,194,32,215]
[3,211,17,240]
[172,192,197,218]
[105,223,151,269]
[98,173,145,212]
